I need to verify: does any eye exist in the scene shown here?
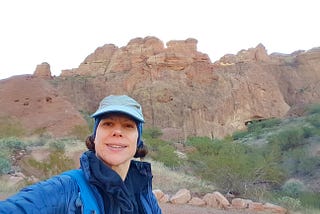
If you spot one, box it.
[124,122,136,129]
[101,121,113,127]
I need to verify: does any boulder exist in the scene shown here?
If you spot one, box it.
[170,188,191,204]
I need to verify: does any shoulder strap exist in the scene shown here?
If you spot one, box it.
[63,169,101,214]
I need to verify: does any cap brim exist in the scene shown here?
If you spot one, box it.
[91,105,144,122]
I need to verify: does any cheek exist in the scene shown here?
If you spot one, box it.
[132,132,139,143]
[93,131,104,149]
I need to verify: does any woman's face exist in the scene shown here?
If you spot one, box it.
[94,113,138,171]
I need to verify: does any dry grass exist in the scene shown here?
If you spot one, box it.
[0,176,26,200]
[149,159,215,195]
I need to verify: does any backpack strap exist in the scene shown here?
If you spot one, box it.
[63,169,101,214]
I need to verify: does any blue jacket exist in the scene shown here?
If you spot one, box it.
[0,151,162,214]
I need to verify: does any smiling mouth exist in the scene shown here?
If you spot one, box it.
[108,144,127,149]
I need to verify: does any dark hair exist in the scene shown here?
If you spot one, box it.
[85,135,148,158]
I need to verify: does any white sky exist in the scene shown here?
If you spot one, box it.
[0,0,319,80]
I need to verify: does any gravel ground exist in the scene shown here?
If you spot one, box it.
[159,203,258,214]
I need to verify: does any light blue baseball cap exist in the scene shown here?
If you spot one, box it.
[91,95,144,123]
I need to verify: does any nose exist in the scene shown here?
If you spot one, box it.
[112,127,123,137]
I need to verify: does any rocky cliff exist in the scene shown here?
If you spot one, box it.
[1,36,319,140]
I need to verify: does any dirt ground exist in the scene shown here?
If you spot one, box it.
[159,203,258,214]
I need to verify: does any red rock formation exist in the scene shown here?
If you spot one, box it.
[33,62,52,79]
[0,75,87,137]
[1,37,320,140]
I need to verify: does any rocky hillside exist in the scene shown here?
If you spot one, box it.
[1,36,320,140]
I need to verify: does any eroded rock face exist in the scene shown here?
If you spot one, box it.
[1,37,320,140]
[0,75,87,137]
[33,62,52,79]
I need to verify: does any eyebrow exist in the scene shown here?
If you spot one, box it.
[101,116,135,122]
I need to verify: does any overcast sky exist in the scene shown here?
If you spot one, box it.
[0,0,319,80]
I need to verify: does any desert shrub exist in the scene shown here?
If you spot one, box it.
[1,137,27,152]
[0,156,11,175]
[295,156,320,176]
[273,177,320,210]
[305,104,320,132]
[282,148,320,177]
[306,113,320,128]
[143,127,179,168]
[150,160,215,194]
[49,140,66,152]
[247,118,281,133]
[186,136,218,155]
[27,135,49,147]
[232,130,248,140]
[268,127,307,151]
[144,137,164,152]
[80,110,95,131]
[27,150,74,179]
[70,125,90,140]
[299,192,320,209]
[301,126,315,138]
[186,137,286,198]
[0,117,26,138]
[306,103,320,115]
[277,196,302,210]
[0,137,27,159]
[156,144,180,168]
[281,179,307,198]
[143,127,163,139]
[0,138,27,175]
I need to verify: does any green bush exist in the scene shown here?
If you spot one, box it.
[232,130,248,140]
[143,127,179,168]
[156,144,180,168]
[281,179,307,198]
[277,196,302,210]
[2,138,27,152]
[0,137,27,158]
[27,150,74,179]
[268,127,306,151]
[0,156,11,175]
[49,140,66,152]
[301,126,315,138]
[143,127,163,139]
[0,138,27,175]
[306,103,320,115]
[186,137,286,198]
[306,114,320,128]
[145,138,180,168]
[28,136,48,147]
[186,137,218,155]
[282,148,320,177]
[299,192,320,209]
[247,118,281,133]
[296,156,320,176]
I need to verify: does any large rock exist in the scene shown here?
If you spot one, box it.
[170,188,191,204]
[33,62,52,79]
[203,191,230,209]
[188,197,206,206]
[0,75,87,137]
[231,198,252,209]
[263,203,288,214]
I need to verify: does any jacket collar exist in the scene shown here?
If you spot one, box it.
[79,151,152,211]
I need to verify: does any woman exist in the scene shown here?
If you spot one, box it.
[0,95,162,214]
